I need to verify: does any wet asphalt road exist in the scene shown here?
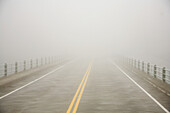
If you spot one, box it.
[0,58,170,113]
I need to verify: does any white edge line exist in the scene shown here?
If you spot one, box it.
[0,61,73,100]
[112,62,170,113]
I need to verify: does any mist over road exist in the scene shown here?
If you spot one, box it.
[0,0,170,68]
[0,1,170,112]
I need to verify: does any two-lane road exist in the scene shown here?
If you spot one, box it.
[0,58,169,113]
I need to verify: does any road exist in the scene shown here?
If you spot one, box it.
[0,58,170,113]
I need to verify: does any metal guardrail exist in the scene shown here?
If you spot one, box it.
[120,57,170,84]
[0,56,62,77]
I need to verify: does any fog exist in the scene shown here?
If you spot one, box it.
[0,0,170,68]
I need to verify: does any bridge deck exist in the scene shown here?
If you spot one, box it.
[0,59,170,113]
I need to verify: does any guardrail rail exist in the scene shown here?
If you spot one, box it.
[0,56,65,77]
[119,57,170,84]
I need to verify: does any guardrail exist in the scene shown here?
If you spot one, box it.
[119,57,170,84]
[0,56,63,77]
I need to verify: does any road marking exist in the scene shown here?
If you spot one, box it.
[167,93,170,96]
[72,64,92,113]
[113,62,170,113]
[66,62,92,113]
[0,61,73,100]
[128,66,170,97]
[66,64,91,113]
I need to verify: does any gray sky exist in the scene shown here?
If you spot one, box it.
[0,0,170,67]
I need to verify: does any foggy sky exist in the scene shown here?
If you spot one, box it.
[0,0,170,67]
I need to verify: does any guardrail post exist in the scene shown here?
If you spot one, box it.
[41,58,43,66]
[147,63,150,74]
[131,59,133,67]
[49,57,50,64]
[24,60,26,71]
[56,56,57,62]
[51,57,53,63]
[142,61,144,71]
[53,56,57,63]
[45,57,47,64]
[4,63,7,76]
[15,62,18,73]
[30,59,33,69]
[138,60,140,69]
[154,65,157,78]
[129,59,133,66]
[126,57,128,64]
[162,67,166,82]
[36,59,38,67]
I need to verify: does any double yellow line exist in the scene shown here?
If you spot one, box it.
[66,62,92,113]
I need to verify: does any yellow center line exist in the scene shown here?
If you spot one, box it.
[66,63,92,113]
[72,64,92,113]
